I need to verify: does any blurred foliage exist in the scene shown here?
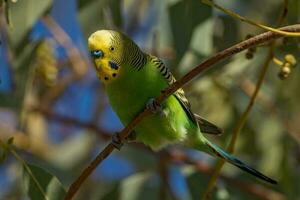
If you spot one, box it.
[169,0,211,62]
[23,164,66,200]
[8,0,52,50]
[0,0,300,200]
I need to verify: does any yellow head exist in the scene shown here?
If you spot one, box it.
[89,30,148,85]
[88,30,125,84]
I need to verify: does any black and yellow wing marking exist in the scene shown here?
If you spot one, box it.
[150,56,223,135]
[150,56,197,123]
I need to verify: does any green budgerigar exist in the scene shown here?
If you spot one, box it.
[88,30,277,184]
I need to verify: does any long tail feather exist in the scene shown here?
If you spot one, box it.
[205,140,277,184]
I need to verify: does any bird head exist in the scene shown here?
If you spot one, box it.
[88,30,147,85]
[88,30,131,84]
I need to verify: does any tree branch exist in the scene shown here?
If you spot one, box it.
[64,24,300,200]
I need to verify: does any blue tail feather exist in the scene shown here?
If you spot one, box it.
[206,140,277,184]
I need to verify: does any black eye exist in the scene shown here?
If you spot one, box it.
[91,50,103,59]
[110,47,115,51]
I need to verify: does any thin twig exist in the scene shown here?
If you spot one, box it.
[202,0,298,37]
[64,24,300,200]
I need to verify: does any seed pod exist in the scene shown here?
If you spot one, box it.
[285,54,297,66]
[245,34,256,59]
[246,51,254,59]
[278,66,291,80]
[34,40,58,86]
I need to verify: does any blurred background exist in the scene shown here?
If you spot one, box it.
[0,0,300,199]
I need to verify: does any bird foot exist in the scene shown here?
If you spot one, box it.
[112,132,123,150]
[112,131,137,150]
[126,131,137,142]
[146,98,165,116]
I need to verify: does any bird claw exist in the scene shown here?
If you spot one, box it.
[112,131,137,150]
[127,131,137,142]
[112,132,123,150]
[146,98,165,116]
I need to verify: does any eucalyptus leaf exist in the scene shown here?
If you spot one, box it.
[0,40,38,109]
[78,0,122,39]
[7,136,14,145]
[100,183,120,200]
[8,0,52,49]
[23,164,66,200]
[169,0,212,62]
[47,133,96,170]
[120,171,152,200]
[78,0,106,39]
[213,15,239,52]
[0,146,8,164]
[3,0,11,25]
[107,0,123,29]
[185,170,213,200]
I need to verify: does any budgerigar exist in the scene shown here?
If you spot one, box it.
[88,30,277,184]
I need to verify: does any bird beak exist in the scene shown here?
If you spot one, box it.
[93,59,112,82]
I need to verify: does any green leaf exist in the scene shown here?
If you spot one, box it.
[213,15,239,52]
[178,18,214,74]
[101,183,120,200]
[180,167,204,200]
[0,42,40,110]
[23,164,66,200]
[169,0,212,62]
[120,172,152,200]
[0,147,8,164]
[0,137,14,163]
[0,138,11,164]
[8,0,52,49]
[4,0,11,25]
[7,137,14,145]
[78,0,106,39]
[120,146,157,170]
[190,18,214,56]
[47,133,95,170]
[79,0,123,39]
[107,0,123,28]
